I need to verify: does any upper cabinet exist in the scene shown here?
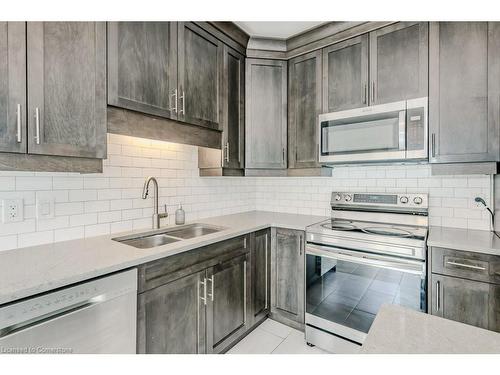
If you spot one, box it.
[107,22,178,121]
[429,22,500,164]
[0,22,26,154]
[369,22,428,105]
[27,22,107,158]
[108,22,223,131]
[289,50,322,169]
[322,35,368,112]
[178,22,223,130]
[221,45,245,169]
[0,22,106,171]
[245,58,287,170]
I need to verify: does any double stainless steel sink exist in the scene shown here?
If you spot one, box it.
[112,223,226,249]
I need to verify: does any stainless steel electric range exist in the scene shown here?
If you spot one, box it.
[305,191,428,353]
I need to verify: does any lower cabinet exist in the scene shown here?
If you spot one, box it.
[206,253,251,353]
[270,228,305,329]
[430,247,500,333]
[251,229,271,325]
[137,270,206,354]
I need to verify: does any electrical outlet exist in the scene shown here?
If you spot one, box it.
[2,198,24,223]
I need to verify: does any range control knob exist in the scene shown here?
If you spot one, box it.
[344,194,352,202]
[400,196,409,204]
[334,194,342,201]
[413,196,423,205]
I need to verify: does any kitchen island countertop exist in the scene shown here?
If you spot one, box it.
[361,304,500,354]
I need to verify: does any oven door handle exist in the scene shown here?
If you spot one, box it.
[306,244,425,275]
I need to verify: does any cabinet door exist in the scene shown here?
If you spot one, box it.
[222,45,244,169]
[245,58,287,169]
[107,22,178,120]
[369,22,428,105]
[0,22,26,154]
[271,228,305,327]
[178,22,222,130]
[288,50,322,169]
[137,270,206,354]
[429,22,500,163]
[251,229,271,324]
[322,35,368,112]
[206,252,250,353]
[431,274,497,331]
[27,22,106,158]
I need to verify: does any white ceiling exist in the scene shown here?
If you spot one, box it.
[234,21,325,39]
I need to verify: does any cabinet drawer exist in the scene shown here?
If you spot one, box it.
[138,235,248,293]
[431,247,500,284]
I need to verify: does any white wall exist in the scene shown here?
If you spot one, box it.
[0,134,493,251]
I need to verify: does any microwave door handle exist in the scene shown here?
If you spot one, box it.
[398,110,406,151]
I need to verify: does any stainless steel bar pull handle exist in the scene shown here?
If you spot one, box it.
[179,90,185,115]
[170,89,178,114]
[16,104,22,143]
[200,278,207,305]
[436,280,441,312]
[264,234,268,309]
[363,83,368,104]
[34,107,41,145]
[371,81,376,103]
[446,261,486,271]
[207,275,214,302]
[431,133,436,158]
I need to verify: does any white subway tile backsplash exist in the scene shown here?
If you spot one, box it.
[0,134,494,251]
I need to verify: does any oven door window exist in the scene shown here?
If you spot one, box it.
[321,110,404,156]
[306,253,425,334]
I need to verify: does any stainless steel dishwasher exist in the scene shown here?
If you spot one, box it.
[0,269,137,354]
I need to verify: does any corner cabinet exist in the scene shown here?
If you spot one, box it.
[271,228,305,329]
[221,45,245,170]
[245,58,287,170]
[251,229,271,325]
[429,22,500,163]
[288,50,322,169]
[0,22,26,154]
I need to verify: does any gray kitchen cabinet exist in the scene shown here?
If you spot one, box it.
[431,274,500,333]
[107,22,178,121]
[288,50,322,169]
[271,228,305,329]
[429,22,500,163]
[245,58,287,169]
[178,22,223,130]
[0,22,26,154]
[251,229,271,325]
[369,22,428,105]
[27,22,107,159]
[137,270,206,354]
[206,253,251,353]
[221,45,245,170]
[322,35,368,112]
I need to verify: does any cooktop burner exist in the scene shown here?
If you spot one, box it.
[320,219,355,231]
[361,226,412,238]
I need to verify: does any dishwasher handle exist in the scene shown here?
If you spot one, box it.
[0,295,105,339]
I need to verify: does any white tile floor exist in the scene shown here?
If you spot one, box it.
[227,319,329,354]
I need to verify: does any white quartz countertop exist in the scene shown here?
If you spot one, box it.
[362,305,500,354]
[0,211,326,306]
[427,226,500,256]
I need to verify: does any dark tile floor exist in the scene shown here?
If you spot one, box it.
[306,260,423,333]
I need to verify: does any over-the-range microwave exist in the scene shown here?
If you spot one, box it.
[318,97,428,164]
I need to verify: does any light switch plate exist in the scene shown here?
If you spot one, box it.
[2,198,24,223]
[36,196,55,220]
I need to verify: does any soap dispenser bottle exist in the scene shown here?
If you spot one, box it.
[175,204,185,225]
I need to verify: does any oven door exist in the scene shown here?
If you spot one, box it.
[318,101,406,164]
[305,243,426,344]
